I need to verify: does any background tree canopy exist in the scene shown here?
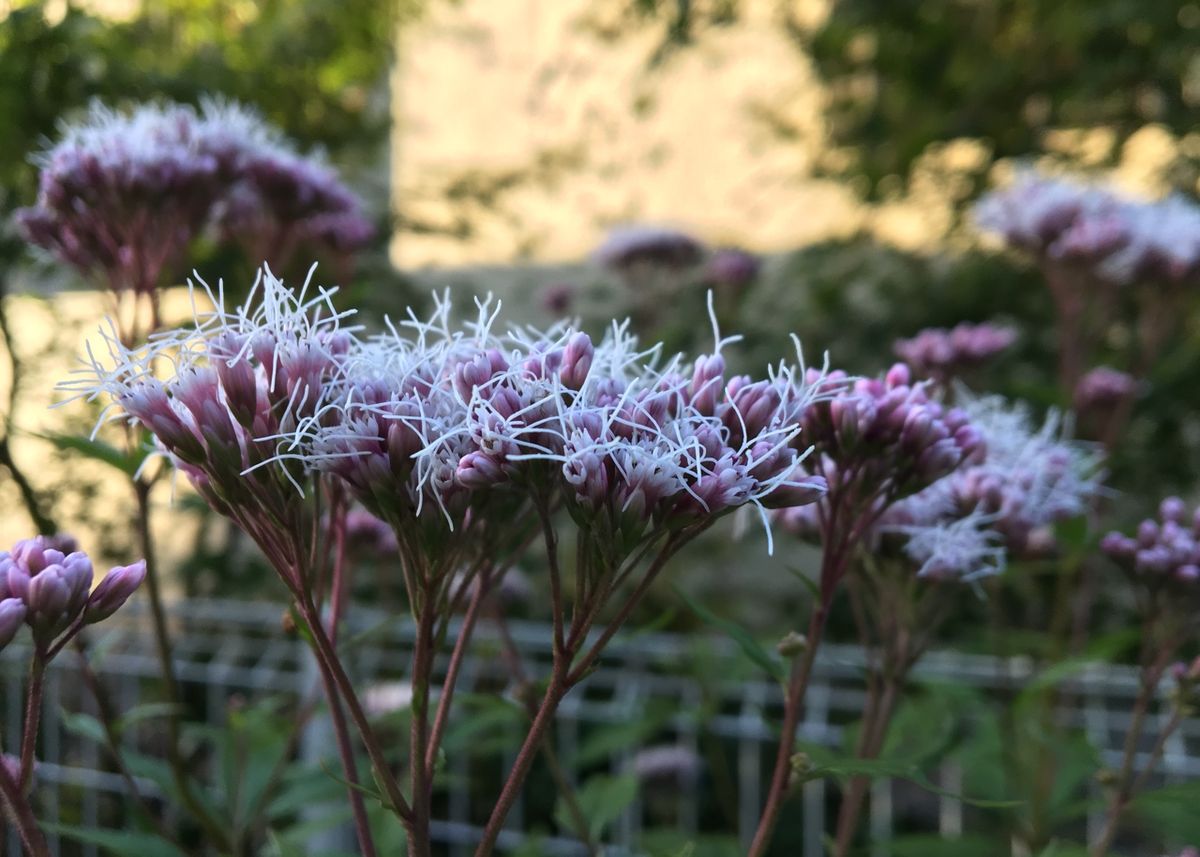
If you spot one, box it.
[609,0,1200,198]
[0,0,410,226]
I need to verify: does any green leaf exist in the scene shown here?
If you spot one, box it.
[556,772,639,840]
[1133,780,1200,841]
[442,694,524,756]
[1015,630,1138,705]
[799,744,1021,808]
[42,823,186,857]
[60,710,108,746]
[672,584,786,682]
[266,766,346,821]
[114,702,183,735]
[573,703,673,768]
[639,829,743,857]
[319,761,394,811]
[36,432,144,476]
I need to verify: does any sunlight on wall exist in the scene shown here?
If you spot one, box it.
[390,0,869,267]
[0,286,202,585]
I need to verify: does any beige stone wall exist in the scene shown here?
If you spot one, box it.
[391,0,869,267]
[0,286,202,584]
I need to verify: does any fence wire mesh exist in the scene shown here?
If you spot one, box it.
[2,598,1196,856]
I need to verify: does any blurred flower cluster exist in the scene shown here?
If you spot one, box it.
[16,100,371,301]
[893,321,1016,383]
[975,171,1200,286]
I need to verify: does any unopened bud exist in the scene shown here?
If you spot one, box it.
[0,599,26,650]
[84,561,147,624]
[777,631,808,657]
[560,332,595,391]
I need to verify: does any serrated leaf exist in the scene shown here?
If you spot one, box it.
[673,584,785,682]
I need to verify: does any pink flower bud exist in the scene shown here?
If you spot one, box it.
[0,598,26,649]
[885,363,911,389]
[689,354,725,415]
[455,451,505,489]
[84,561,147,624]
[560,332,595,391]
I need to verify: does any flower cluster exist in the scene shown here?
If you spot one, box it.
[799,363,984,503]
[0,536,144,652]
[706,248,760,290]
[1102,496,1200,586]
[1075,366,1138,412]
[70,269,829,587]
[893,322,1016,380]
[203,102,373,266]
[884,392,1103,578]
[974,173,1129,267]
[975,171,1200,286]
[16,102,222,295]
[63,266,354,538]
[593,224,706,273]
[290,293,827,561]
[17,100,371,295]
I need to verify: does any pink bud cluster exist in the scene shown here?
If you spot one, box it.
[893,322,1016,380]
[16,100,370,294]
[64,267,354,526]
[975,171,1200,286]
[799,363,984,502]
[883,392,1102,577]
[1102,496,1200,586]
[72,270,829,578]
[294,295,827,559]
[706,248,761,290]
[593,224,707,273]
[1074,366,1138,412]
[0,536,144,652]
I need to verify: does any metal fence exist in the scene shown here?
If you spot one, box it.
[3,598,1197,856]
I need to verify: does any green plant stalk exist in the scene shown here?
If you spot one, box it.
[132,476,233,850]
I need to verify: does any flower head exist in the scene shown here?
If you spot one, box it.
[1075,366,1138,412]
[16,101,222,294]
[593,224,706,273]
[974,172,1129,265]
[894,322,1016,380]
[0,537,143,650]
[1102,496,1200,588]
[885,391,1103,569]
